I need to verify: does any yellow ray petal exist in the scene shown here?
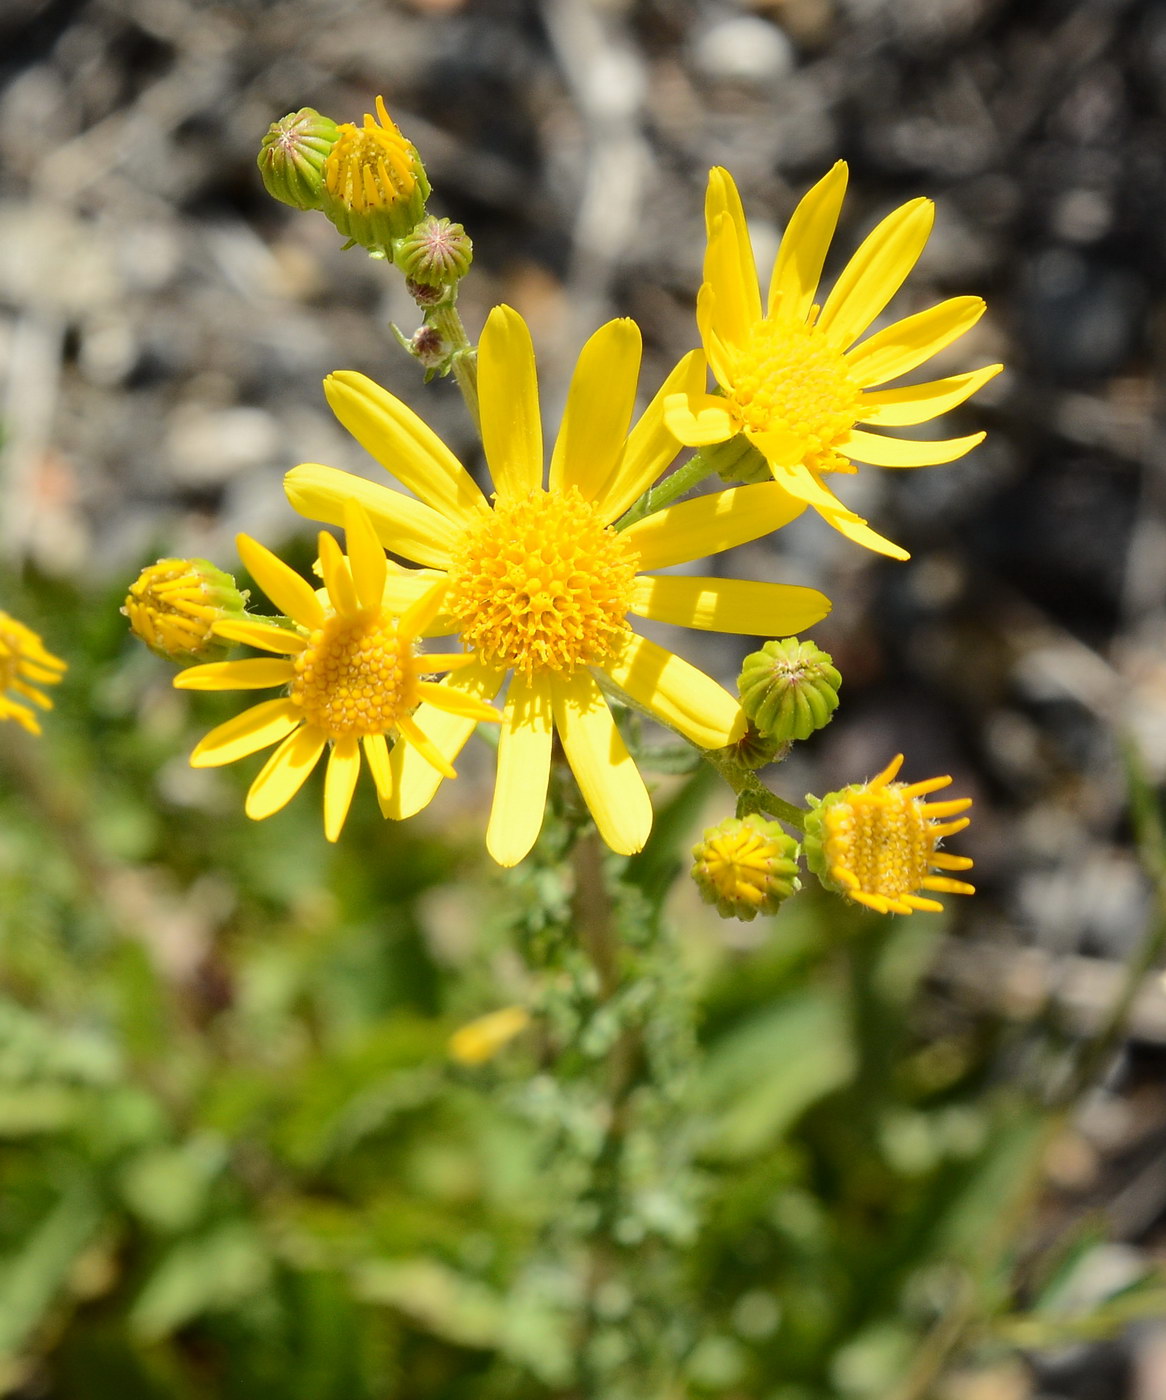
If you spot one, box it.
[921,875,976,896]
[844,296,986,388]
[857,365,1003,426]
[478,305,543,503]
[213,618,306,654]
[487,676,553,868]
[594,350,707,523]
[174,658,296,691]
[623,481,806,570]
[817,197,934,350]
[628,575,830,635]
[549,318,642,499]
[244,724,327,820]
[12,681,51,709]
[663,391,736,448]
[820,508,910,561]
[324,370,487,526]
[703,211,756,349]
[385,663,504,819]
[382,568,447,617]
[285,464,459,569]
[323,736,362,842]
[415,679,499,722]
[318,529,360,618]
[696,286,737,387]
[768,160,848,320]
[399,578,450,637]
[191,698,301,768]
[764,460,851,512]
[236,535,324,630]
[603,632,746,750]
[552,669,651,857]
[362,733,393,801]
[344,500,387,611]
[398,714,458,779]
[704,168,762,336]
[840,429,985,468]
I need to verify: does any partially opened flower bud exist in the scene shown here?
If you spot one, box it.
[692,814,800,921]
[0,612,66,735]
[320,96,430,253]
[804,754,975,916]
[124,559,248,664]
[738,638,841,743]
[257,107,340,211]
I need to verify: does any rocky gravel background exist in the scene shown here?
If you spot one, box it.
[2,1,1166,1392]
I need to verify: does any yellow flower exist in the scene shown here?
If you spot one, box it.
[173,502,497,842]
[804,754,975,915]
[123,558,247,663]
[448,1006,531,1066]
[285,306,832,866]
[666,164,1002,560]
[0,612,66,734]
[691,814,800,921]
[320,95,430,251]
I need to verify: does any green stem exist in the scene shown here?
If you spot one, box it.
[427,302,480,434]
[614,449,719,531]
[700,745,806,830]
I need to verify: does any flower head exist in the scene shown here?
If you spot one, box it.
[692,815,800,920]
[0,612,65,734]
[320,96,430,252]
[395,215,473,291]
[173,503,497,842]
[666,165,1002,559]
[285,306,832,865]
[804,754,974,915]
[123,558,248,663]
[738,637,841,743]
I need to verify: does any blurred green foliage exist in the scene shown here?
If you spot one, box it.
[0,565,1161,1399]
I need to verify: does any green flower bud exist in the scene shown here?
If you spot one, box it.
[320,95,430,253]
[700,432,772,485]
[257,108,340,211]
[395,216,473,290]
[123,559,249,664]
[738,637,841,743]
[692,814,801,921]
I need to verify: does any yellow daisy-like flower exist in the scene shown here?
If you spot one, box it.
[666,164,1002,560]
[173,502,497,842]
[285,305,832,866]
[0,612,66,734]
[804,754,975,915]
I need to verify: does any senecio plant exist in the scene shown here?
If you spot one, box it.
[117,95,996,1394]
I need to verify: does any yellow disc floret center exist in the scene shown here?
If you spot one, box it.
[291,612,418,737]
[444,488,638,678]
[823,785,934,904]
[729,316,861,473]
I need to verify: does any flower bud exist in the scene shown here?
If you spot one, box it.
[692,814,800,921]
[448,1006,531,1066]
[395,216,473,291]
[700,432,772,486]
[257,107,340,211]
[738,637,841,743]
[124,559,249,664]
[320,96,430,253]
[804,754,975,916]
[0,611,65,735]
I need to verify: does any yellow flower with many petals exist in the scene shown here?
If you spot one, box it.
[0,612,66,734]
[285,306,832,866]
[173,502,497,842]
[666,164,1002,560]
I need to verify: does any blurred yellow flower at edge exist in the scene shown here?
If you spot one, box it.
[0,612,66,734]
[173,502,497,843]
[666,163,1002,560]
[449,1006,531,1066]
[285,305,833,868]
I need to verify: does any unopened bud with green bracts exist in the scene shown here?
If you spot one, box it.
[738,637,841,744]
[692,814,801,921]
[257,108,340,211]
[699,432,772,486]
[396,216,473,293]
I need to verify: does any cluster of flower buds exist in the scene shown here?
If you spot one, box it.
[257,99,472,303]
